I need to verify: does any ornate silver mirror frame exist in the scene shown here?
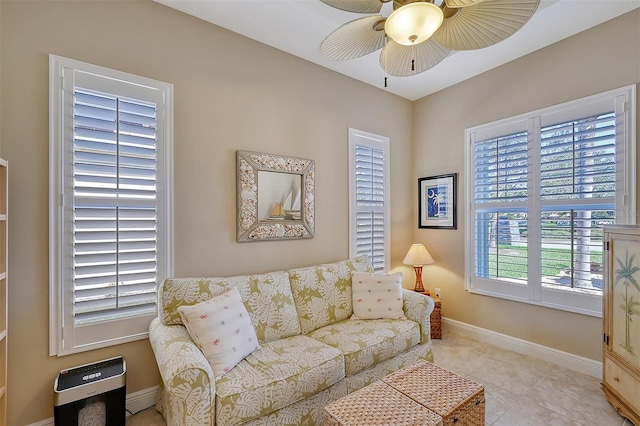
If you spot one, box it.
[237,150,315,242]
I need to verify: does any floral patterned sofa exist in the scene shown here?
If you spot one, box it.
[149,255,435,425]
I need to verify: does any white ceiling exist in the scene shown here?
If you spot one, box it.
[154,0,640,101]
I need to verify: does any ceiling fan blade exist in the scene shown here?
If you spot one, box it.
[434,0,540,51]
[320,16,387,60]
[320,0,385,14]
[444,0,488,8]
[379,38,451,77]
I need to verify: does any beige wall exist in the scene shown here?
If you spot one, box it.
[0,1,414,423]
[413,10,640,362]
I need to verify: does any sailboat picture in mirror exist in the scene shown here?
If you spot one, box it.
[284,185,302,220]
[258,170,302,221]
[237,150,315,242]
[266,192,302,220]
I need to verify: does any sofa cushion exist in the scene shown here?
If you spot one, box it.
[288,255,374,334]
[178,288,260,379]
[351,272,406,320]
[158,271,301,343]
[214,335,345,426]
[307,318,421,376]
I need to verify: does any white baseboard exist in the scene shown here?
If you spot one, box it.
[29,385,159,426]
[442,317,602,379]
[126,385,159,415]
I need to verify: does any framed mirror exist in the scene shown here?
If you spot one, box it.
[237,150,315,242]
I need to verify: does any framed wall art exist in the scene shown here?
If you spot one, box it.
[418,173,457,229]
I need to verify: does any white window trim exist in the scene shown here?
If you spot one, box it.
[348,128,391,272]
[464,85,636,317]
[49,55,174,355]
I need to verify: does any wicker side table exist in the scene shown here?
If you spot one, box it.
[430,295,442,339]
[414,291,441,339]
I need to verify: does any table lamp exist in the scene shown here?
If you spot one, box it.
[403,243,435,294]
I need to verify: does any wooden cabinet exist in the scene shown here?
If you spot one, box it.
[603,225,640,425]
[0,159,6,424]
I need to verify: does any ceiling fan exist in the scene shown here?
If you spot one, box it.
[319,0,540,77]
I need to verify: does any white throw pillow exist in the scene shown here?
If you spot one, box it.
[351,272,406,320]
[178,287,260,379]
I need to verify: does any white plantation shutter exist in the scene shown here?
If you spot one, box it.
[540,112,616,201]
[355,145,385,270]
[539,112,617,292]
[466,86,635,316]
[349,129,390,272]
[73,88,159,324]
[50,55,173,355]
[473,130,529,287]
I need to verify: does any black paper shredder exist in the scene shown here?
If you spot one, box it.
[54,356,126,426]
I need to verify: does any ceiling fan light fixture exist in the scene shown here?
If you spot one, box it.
[384,2,444,46]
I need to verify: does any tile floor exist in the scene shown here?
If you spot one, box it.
[127,331,632,425]
[431,332,629,425]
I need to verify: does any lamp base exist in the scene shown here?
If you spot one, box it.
[413,266,430,295]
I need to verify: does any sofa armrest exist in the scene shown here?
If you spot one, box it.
[402,290,435,344]
[149,317,216,426]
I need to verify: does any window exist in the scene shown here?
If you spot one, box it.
[349,128,390,272]
[465,86,636,317]
[49,55,174,355]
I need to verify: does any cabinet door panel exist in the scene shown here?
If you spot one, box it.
[609,233,640,372]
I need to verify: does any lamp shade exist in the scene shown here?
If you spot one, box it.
[384,2,444,46]
[403,243,435,266]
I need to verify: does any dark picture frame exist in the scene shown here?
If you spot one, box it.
[418,173,457,229]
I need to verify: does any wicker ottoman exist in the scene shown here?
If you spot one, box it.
[383,361,485,426]
[324,380,444,426]
[323,361,484,426]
